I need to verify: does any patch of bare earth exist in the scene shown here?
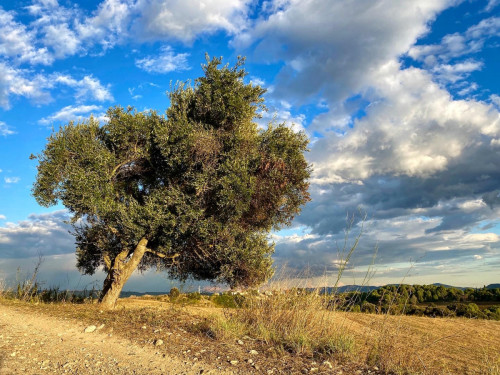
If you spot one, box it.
[0,300,233,374]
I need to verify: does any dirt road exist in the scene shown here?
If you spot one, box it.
[0,303,231,375]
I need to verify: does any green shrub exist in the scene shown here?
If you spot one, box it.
[406,304,425,316]
[169,287,180,300]
[361,302,376,314]
[186,292,202,301]
[486,306,500,320]
[452,302,488,319]
[210,293,246,308]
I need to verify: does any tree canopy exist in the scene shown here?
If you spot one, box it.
[32,56,311,308]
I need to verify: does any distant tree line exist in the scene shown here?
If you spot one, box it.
[330,284,500,320]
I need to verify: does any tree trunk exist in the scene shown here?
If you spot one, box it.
[99,238,149,309]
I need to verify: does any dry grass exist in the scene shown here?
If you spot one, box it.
[329,311,500,374]
[207,290,356,359]
[203,293,500,374]
[124,294,500,374]
[0,278,7,298]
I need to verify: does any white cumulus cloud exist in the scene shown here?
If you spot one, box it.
[39,105,107,126]
[132,0,250,43]
[0,8,53,65]
[235,0,454,105]
[311,62,500,184]
[0,64,113,109]
[4,177,20,184]
[0,121,14,136]
[0,211,73,258]
[408,16,500,70]
[0,0,252,65]
[76,0,132,50]
[53,74,114,102]
[42,23,81,58]
[135,46,190,73]
[0,62,52,109]
[485,0,500,11]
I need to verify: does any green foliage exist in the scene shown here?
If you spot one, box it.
[331,284,500,320]
[486,306,500,320]
[186,291,202,301]
[210,292,246,308]
[168,291,206,306]
[169,287,180,299]
[361,301,376,313]
[32,56,311,292]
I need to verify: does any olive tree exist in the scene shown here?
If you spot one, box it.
[32,56,310,308]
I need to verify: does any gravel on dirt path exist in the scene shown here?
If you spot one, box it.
[0,303,231,375]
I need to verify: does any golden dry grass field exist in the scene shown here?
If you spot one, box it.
[116,296,500,374]
[1,295,499,374]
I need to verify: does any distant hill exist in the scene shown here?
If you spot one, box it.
[429,283,500,290]
[486,284,500,289]
[430,283,466,290]
[310,285,380,294]
[336,285,380,293]
[120,291,167,298]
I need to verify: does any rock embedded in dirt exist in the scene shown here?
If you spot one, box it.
[237,339,244,345]
[84,325,97,333]
[154,339,164,346]
[229,360,238,365]
[249,349,258,355]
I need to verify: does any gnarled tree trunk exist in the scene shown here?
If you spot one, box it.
[99,238,149,309]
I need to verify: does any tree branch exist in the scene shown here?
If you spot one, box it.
[146,248,180,260]
[103,252,112,270]
[110,159,136,179]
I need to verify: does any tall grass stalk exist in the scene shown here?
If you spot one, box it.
[0,277,7,298]
[3,255,99,304]
[15,253,44,301]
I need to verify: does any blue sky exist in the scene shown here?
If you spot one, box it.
[1,0,500,292]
